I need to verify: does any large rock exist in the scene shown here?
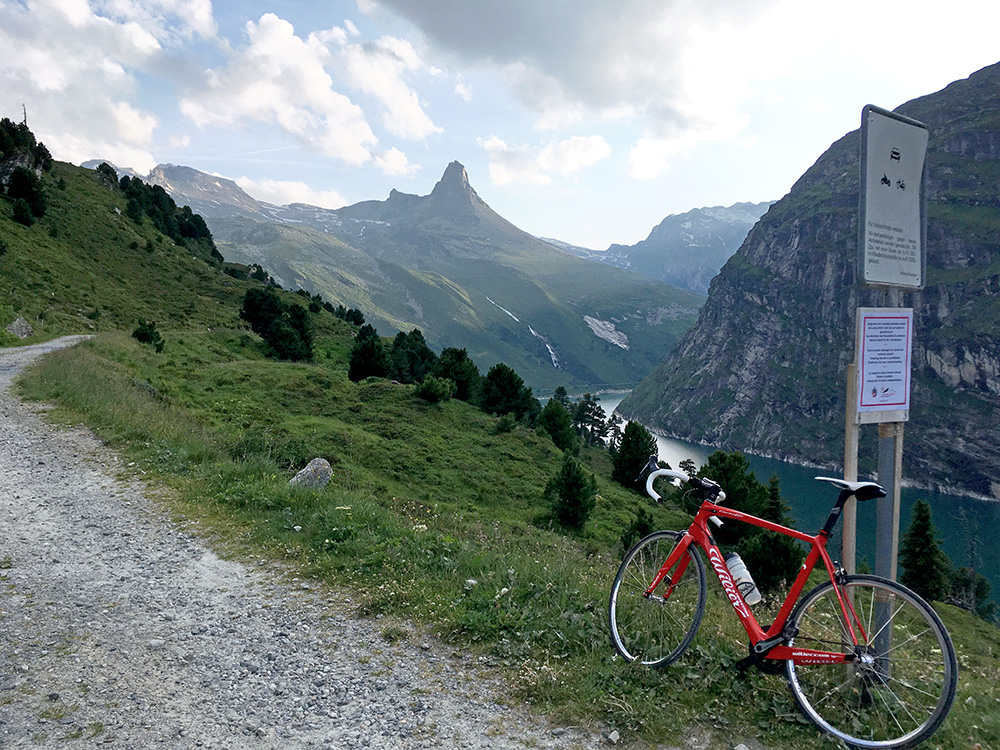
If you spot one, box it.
[288,458,333,490]
[6,317,34,339]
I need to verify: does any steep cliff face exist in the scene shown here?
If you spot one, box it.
[620,61,1000,498]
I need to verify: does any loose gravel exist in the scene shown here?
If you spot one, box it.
[0,337,608,750]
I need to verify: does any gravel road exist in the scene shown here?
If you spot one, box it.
[0,337,612,750]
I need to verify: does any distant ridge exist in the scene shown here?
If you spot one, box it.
[95,158,703,393]
[552,201,772,295]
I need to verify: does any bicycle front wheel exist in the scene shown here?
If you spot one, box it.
[785,574,957,749]
[608,530,706,668]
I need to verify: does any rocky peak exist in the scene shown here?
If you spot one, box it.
[428,161,486,216]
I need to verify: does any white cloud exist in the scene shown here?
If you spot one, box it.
[235,176,347,209]
[338,35,442,140]
[373,147,417,176]
[454,78,472,102]
[538,136,611,176]
[99,0,217,40]
[0,0,172,169]
[111,101,158,144]
[479,134,611,185]
[478,136,549,186]
[179,13,378,166]
[180,13,441,167]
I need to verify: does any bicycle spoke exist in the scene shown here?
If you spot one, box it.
[609,531,706,668]
[786,576,956,749]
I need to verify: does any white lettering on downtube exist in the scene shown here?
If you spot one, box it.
[708,548,749,618]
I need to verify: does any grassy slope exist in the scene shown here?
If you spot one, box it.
[3,162,999,749]
[213,209,703,395]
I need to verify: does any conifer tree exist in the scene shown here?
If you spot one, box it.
[899,499,951,602]
[610,421,657,491]
[537,397,578,454]
[433,347,480,402]
[546,454,597,530]
[348,325,390,381]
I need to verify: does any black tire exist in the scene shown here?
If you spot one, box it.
[785,574,957,749]
[608,530,706,668]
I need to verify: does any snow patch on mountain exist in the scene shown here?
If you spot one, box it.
[584,316,629,350]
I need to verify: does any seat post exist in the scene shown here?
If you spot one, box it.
[820,489,855,538]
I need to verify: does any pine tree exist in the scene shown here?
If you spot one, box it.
[610,421,657,491]
[480,363,539,422]
[433,348,480,403]
[573,393,608,446]
[348,326,390,381]
[899,499,951,602]
[546,454,597,530]
[537,398,578,454]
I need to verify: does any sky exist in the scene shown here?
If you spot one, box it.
[3,0,999,250]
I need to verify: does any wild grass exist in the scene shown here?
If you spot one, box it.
[17,329,1000,749]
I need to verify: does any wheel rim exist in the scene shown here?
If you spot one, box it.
[609,531,705,667]
[786,577,956,749]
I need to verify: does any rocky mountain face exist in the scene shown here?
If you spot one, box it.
[619,61,1000,499]
[126,160,703,394]
[552,202,772,294]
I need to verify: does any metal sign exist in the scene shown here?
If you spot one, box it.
[859,105,928,289]
[855,307,913,423]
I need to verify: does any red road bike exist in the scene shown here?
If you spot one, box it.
[608,457,957,749]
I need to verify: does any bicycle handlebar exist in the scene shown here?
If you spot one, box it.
[645,468,689,501]
[644,456,726,504]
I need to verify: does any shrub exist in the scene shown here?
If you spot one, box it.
[240,288,313,361]
[546,454,597,531]
[96,162,118,187]
[415,376,455,404]
[6,167,46,219]
[12,198,34,226]
[132,319,165,352]
[493,413,516,434]
[620,507,655,553]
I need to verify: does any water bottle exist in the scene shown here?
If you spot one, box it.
[725,552,762,605]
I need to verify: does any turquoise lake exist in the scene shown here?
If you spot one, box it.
[598,395,1000,605]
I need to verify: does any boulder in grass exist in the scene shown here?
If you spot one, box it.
[6,317,33,339]
[288,458,333,490]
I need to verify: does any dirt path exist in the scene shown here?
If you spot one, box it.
[0,337,611,749]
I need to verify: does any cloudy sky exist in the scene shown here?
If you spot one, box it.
[3,0,999,249]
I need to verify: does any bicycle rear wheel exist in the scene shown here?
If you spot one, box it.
[608,530,706,668]
[785,574,957,749]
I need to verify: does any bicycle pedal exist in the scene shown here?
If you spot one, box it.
[734,655,755,674]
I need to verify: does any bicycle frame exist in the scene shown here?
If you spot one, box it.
[648,495,867,666]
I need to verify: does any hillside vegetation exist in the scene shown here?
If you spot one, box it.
[3,158,999,749]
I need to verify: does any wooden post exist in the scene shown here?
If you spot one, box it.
[875,421,905,581]
[843,363,859,574]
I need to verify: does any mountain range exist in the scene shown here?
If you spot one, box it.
[619,60,1000,499]
[549,201,772,295]
[103,159,706,394]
